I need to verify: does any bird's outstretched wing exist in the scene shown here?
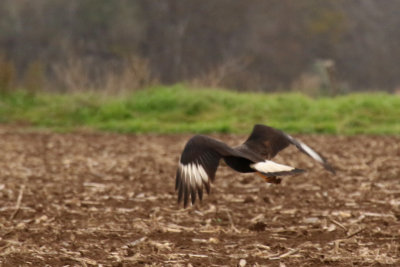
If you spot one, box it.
[283,133,335,173]
[176,135,242,208]
[241,124,335,173]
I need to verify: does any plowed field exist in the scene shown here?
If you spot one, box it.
[0,128,399,266]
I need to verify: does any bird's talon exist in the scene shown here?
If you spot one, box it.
[256,172,281,184]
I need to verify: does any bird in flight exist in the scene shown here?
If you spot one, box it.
[175,124,335,208]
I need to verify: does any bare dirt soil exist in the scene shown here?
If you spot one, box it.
[0,127,399,266]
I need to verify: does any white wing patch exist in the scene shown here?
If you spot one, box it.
[286,134,324,164]
[179,162,209,188]
[297,140,324,163]
[250,160,295,173]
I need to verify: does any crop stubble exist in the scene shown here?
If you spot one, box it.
[0,128,399,266]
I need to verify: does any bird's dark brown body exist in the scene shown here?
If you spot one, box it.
[175,124,335,208]
[223,156,254,173]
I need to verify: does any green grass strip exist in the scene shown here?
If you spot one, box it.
[0,85,399,135]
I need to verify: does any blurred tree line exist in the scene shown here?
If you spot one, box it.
[1,0,400,93]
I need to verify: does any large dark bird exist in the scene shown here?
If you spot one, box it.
[175,124,335,207]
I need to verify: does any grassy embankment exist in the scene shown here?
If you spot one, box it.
[0,85,399,134]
